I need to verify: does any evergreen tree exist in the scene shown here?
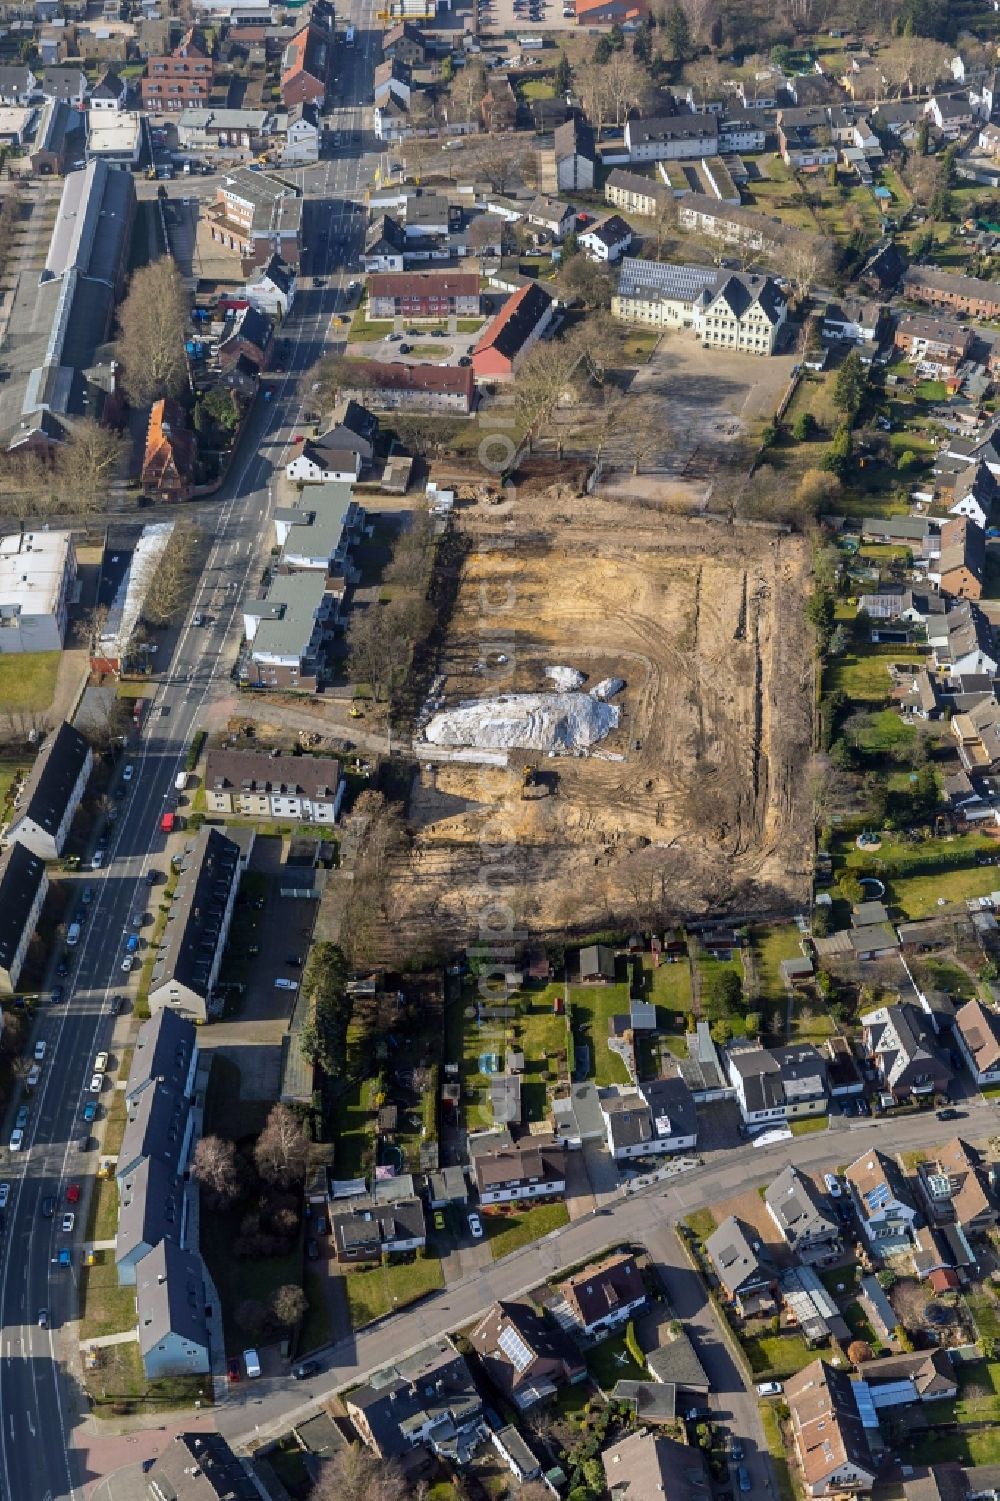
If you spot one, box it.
[664,3,691,60]
[554,51,572,93]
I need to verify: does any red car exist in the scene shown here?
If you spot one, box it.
[66,1184,81,1204]
[227,1357,241,1383]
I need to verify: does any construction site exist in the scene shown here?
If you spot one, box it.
[400,481,816,942]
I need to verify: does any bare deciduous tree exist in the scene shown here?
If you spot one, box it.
[312,1444,409,1501]
[576,59,612,139]
[142,524,198,627]
[191,1135,245,1207]
[254,1103,311,1186]
[269,1283,308,1327]
[118,257,190,406]
[55,419,129,513]
[513,338,583,454]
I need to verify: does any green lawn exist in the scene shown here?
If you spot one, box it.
[484,1201,569,1260]
[953,1361,1000,1423]
[789,1115,829,1136]
[0,760,23,811]
[742,1329,834,1379]
[915,379,948,401]
[455,318,484,333]
[967,1290,1000,1340]
[462,985,570,1130]
[83,1338,209,1414]
[915,958,978,999]
[0,653,60,714]
[332,1074,378,1177]
[823,647,925,702]
[586,1331,646,1392]
[906,1429,1000,1467]
[646,958,693,1015]
[685,1208,717,1241]
[751,925,804,1006]
[521,78,555,98]
[344,1253,444,1328]
[348,311,394,340]
[300,1271,331,1354]
[80,1249,138,1340]
[86,1176,120,1244]
[620,329,660,360]
[570,985,631,1086]
[102,1089,128,1158]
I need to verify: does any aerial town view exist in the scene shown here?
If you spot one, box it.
[12,0,1000,1497]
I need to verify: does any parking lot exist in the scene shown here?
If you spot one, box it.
[477,0,577,35]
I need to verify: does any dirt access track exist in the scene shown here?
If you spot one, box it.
[401,483,814,942]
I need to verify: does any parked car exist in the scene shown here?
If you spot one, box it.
[34,1041,46,1062]
[41,1196,55,1219]
[756,1382,782,1397]
[61,1213,74,1233]
[8,1130,23,1153]
[306,1238,319,1261]
[293,1360,319,1380]
[89,1074,103,1093]
[66,1184,80,1203]
[227,1357,241,1383]
[0,1184,10,1209]
[15,1106,29,1130]
[937,1107,963,1121]
[82,1102,97,1122]
[433,1210,445,1231]
[467,1211,483,1239]
[823,1173,841,1197]
[275,977,298,991]
[94,1052,109,1074]
[121,956,133,973]
[737,1466,752,1493]
[123,764,134,782]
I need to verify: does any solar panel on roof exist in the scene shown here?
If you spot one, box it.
[864,1182,891,1211]
[498,1325,533,1374]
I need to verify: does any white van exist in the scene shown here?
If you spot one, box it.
[66,922,82,947]
[174,771,189,792]
[243,1348,261,1378]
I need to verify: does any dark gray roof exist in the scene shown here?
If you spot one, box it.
[347,1338,482,1458]
[117,1082,190,1179]
[640,1075,697,1140]
[602,1092,654,1149]
[41,67,87,100]
[0,841,45,975]
[629,112,717,144]
[765,1165,838,1247]
[644,1329,710,1390]
[125,1008,197,1103]
[145,1433,258,1501]
[705,1215,773,1296]
[151,827,242,1003]
[116,1155,185,1267]
[135,1239,208,1359]
[554,114,594,163]
[17,721,89,839]
[205,748,342,801]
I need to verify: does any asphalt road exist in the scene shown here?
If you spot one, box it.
[0,16,382,1500]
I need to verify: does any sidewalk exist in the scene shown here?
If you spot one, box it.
[79,1329,138,1352]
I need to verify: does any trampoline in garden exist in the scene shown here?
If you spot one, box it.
[479,1051,502,1075]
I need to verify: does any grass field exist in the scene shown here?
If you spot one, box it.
[685,1208,717,1240]
[463,985,569,1130]
[751,925,804,1007]
[760,1405,797,1501]
[587,1331,646,1391]
[0,652,60,713]
[300,1271,331,1353]
[84,1338,208,1413]
[344,1253,444,1328]
[789,1115,829,1136]
[80,1249,138,1339]
[743,1329,834,1378]
[201,1207,304,1350]
[86,1176,120,1244]
[0,760,23,811]
[968,1290,1000,1340]
[484,1200,569,1259]
[823,646,925,702]
[348,310,394,341]
[570,985,631,1086]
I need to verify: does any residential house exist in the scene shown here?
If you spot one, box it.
[904,265,1000,321]
[89,68,127,110]
[705,1215,776,1316]
[281,100,321,164]
[933,603,998,677]
[28,97,80,175]
[346,1339,485,1465]
[954,998,1000,1084]
[217,305,273,372]
[926,92,975,135]
[527,194,576,242]
[845,1149,920,1249]
[5,721,91,860]
[785,1360,877,1497]
[135,1239,210,1379]
[555,115,595,192]
[726,1043,828,1128]
[579,943,616,982]
[947,462,996,529]
[340,359,475,414]
[373,58,411,109]
[142,1436,257,1501]
[765,1165,842,1264]
[951,692,1000,774]
[625,113,719,162]
[124,1008,199,1107]
[0,841,47,994]
[381,21,426,65]
[115,1076,193,1185]
[778,122,838,168]
[471,282,556,383]
[822,299,889,348]
[285,417,375,484]
[860,1003,953,1101]
[559,1251,648,1336]
[603,1431,710,1501]
[719,108,769,151]
[856,1349,958,1401]
[40,67,87,105]
[148,827,249,1020]
[203,748,344,823]
[142,399,196,502]
[330,1197,425,1262]
[474,1139,566,1204]
[579,213,633,263]
[141,29,213,110]
[176,107,270,153]
[280,24,329,108]
[246,255,296,319]
[0,67,38,104]
[470,1299,586,1408]
[916,1138,998,1234]
[598,1082,698,1160]
[637,1075,699,1151]
[363,214,405,274]
[0,526,77,655]
[367,270,479,320]
[492,1427,542,1486]
[930,516,986,600]
[895,313,973,377]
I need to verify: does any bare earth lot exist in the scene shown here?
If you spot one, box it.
[401,485,813,941]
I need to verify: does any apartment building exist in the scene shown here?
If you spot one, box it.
[624,112,718,162]
[339,360,475,414]
[894,312,973,377]
[148,827,249,1019]
[367,270,480,320]
[210,166,303,271]
[280,23,329,108]
[6,721,91,860]
[0,528,76,653]
[203,748,344,823]
[242,572,338,691]
[471,281,555,381]
[140,28,213,110]
[0,841,47,994]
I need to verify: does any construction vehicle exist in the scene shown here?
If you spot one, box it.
[521,765,555,799]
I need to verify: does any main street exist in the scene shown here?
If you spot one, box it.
[0,10,382,1500]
